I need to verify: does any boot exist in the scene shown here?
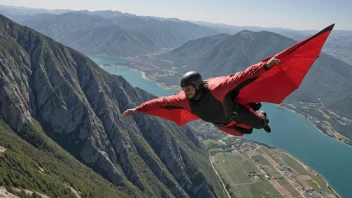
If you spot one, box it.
[259,111,271,133]
[249,102,262,111]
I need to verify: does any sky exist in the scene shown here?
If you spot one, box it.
[0,0,351,30]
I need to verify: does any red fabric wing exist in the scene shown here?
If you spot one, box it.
[237,24,334,104]
[142,108,199,126]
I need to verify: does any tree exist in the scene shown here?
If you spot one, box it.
[32,191,41,198]
[229,191,235,197]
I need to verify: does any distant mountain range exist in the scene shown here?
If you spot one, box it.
[0,7,217,57]
[192,20,352,65]
[0,4,73,16]
[63,25,186,56]
[158,29,352,120]
[1,4,351,65]
[0,14,226,197]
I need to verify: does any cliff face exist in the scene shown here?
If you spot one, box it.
[0,15,226,198]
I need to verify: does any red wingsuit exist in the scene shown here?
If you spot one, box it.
[135,24,334,136]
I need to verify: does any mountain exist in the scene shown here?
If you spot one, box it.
[0,5,130,19]
[320,32,352,65]
[96,13,217,40]
[192,20,352,65]
[3,11,217,56]
[159,31,294,76]
[12,12,104,42]
[64,25,185,56]
[0,15,226,198]
[2,5,351,63]
[158,29,352,119]
[192,20,309,40]
[79,10,126,18]
[0,4,73,16]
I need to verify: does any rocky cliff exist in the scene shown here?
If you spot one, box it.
[0,15,226,198]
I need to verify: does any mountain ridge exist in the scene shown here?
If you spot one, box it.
[5,11,217,57]
[0,14,226,198]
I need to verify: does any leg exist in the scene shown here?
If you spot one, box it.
[233,104,268,129]
[217,124,252,136]
[231,125,253,134]
[248,102,262,111]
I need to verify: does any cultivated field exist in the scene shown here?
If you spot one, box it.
[211,143,337,198]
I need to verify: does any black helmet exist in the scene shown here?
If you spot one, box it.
[180,71,203,90]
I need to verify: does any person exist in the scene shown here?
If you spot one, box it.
[123,56,280,136]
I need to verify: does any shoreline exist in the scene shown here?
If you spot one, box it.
[278,104,352,149]
[278,150,341,198]
[102,64,179,91]
[129,68,178,91]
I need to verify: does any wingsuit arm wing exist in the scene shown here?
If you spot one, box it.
[134,92,199,126]
[135,92,189,112]
[215,60,271,95]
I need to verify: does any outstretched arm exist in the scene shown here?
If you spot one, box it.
[231,56,280,84]
[214,56,280,95]
[123,92,189,116]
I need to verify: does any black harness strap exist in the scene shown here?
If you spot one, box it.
[212,77,258,127]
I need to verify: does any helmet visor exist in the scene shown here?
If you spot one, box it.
[181,84,195,91]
